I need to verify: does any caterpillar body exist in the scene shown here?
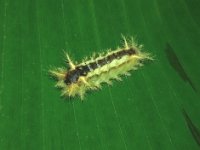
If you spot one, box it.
[50,37,152,100]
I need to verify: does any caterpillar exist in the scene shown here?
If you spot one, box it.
[50,36,153,100]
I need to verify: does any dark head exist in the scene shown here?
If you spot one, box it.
[64,70,80,85]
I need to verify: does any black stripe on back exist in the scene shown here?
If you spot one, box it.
[64,48,136,84]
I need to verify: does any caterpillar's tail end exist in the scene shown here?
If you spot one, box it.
[138,52,154,66]
[121,35,138,49]
[144,52,154,62]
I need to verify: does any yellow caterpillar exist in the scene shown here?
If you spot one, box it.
[50,36,153,100]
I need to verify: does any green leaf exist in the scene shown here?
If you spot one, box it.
[0,0,200,149]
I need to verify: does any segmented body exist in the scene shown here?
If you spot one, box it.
[50,37,152,100]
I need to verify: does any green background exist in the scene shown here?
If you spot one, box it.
[0,0,200,149]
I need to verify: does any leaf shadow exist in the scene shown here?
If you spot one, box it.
[182,108,200,146]
[164,43,197,92]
